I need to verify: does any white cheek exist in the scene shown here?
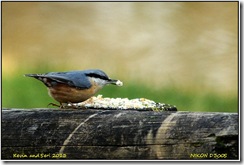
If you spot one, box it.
[92,78,108,86]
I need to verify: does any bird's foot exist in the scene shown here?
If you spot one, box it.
[47,102,66,108]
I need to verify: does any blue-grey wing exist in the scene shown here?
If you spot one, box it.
[44,71,92,89]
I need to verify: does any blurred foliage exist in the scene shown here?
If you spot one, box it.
[2,70,238,112]
[2,2,239,112]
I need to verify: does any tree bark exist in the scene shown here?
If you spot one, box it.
[1,108,239,160]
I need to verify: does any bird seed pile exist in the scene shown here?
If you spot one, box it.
[66,95,177,111]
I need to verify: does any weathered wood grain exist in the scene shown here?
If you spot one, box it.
[1,108,239,160]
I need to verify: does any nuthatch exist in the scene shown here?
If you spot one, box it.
[25,69,123,106]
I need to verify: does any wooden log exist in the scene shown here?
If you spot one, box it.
[1,108,239,160]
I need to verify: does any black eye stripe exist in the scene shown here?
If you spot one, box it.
[86,73,109,80]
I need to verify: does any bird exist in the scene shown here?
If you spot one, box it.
[25,69,123,107]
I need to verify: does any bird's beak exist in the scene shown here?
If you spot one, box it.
[109,79,123,86]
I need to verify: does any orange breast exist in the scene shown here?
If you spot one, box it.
[48,82,102,103]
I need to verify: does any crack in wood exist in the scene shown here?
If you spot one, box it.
[59,111,104,154]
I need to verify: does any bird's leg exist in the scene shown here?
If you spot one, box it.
[59,103,67,109]
[47,102,68,109]
[49,102,78,109]
[47,102,61,108]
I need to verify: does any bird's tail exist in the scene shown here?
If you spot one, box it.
[24,74,41,79]
[24,74,53,87]
[25,74,36,77]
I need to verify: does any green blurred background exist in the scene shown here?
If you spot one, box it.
[2,2,238,112]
